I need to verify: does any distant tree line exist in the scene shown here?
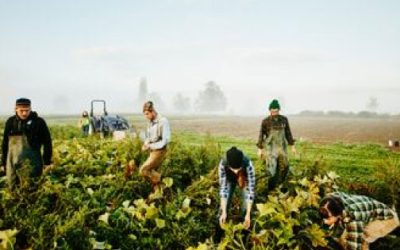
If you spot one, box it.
[296,110,398,119]
[137,79,227,114]
[138,80,396,117]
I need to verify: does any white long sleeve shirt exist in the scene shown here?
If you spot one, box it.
[145,114,171,150]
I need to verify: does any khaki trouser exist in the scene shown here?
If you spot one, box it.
[340,211,400,250]
[139,149,167,185]
[6,135,43,190]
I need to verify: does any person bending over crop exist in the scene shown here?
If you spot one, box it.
[256,99,296,191]
[320,192,399,250]
[219,147,256,230]
[139,101,171,192]
[1,98,53,190]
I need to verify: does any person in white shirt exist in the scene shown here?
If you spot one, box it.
[139,101,171,191]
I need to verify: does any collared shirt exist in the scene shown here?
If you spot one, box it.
[218,157,256,202]
[330,192,395,250]
[145,114,171,150]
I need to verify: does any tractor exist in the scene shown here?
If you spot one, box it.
[88,100,133,140]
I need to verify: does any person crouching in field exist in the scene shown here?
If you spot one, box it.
[219,147,256,230]
[256,99,296,191]
[78,110,90,136]
[139,101,171,192]
[320,192,399,250]
[1,98,52,190]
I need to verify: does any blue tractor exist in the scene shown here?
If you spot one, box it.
[89,100,132,139]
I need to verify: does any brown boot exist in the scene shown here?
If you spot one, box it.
[150,175,160,192]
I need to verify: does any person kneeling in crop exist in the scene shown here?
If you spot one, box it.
[139,101,171,192]
[219,147,256,230]
[320,192,399,250]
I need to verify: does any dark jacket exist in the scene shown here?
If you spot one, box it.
[1,112,52,167]
[256,114,295,149]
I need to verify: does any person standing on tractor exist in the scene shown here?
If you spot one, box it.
[320,192,399,250]
[218,147,256,230]
[139,101,171,192]
[78,111,90,136]
[1,98,52,190]
[256,99,296,191]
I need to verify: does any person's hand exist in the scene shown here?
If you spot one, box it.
[257,149,265,159]
[142,143,150,152]
[43,165,54,174]
[243,214,251,230]
[219,212,227,227]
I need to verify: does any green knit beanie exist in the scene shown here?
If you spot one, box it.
[269,99,280,110]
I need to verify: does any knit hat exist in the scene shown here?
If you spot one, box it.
[16,98,31,106]
[226,147,243,169]
[269,99,280,110]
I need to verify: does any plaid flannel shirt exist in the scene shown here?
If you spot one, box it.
[218,157,256,202]
[331,192,395,250]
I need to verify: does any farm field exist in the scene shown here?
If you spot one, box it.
[0,117,399,249]
[41,115,400,145]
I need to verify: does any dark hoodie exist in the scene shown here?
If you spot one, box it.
[1,112,52,168]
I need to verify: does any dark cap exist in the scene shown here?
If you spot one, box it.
[269,99,280,110]
[226,147,243,169]
[16,98,31,106]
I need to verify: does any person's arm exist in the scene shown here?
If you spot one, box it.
[219,160,229,225]
[149,118,171,150]
[256,120,267,149]
[141,124,151,151]
[244,161,256,229]
[344,221,364,250]
[1,119,11,171]
[39,118,52,166]
[284,117,297,155]
[284,117,295,146]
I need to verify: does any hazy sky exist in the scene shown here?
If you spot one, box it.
[1,0,399,115]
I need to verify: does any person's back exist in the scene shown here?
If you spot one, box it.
[218,147,256,230]
[331,192,394,223]
[320,192,399,250]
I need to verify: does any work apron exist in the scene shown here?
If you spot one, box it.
[265,127,289,191]
[6,135,43,190]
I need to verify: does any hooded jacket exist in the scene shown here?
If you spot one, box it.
[1,112,52,167]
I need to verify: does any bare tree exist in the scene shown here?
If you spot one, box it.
[195,81,227,113]
[366,97,379,111]
[173,93,191,113]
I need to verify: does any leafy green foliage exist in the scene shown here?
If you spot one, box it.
[0,124,398,249]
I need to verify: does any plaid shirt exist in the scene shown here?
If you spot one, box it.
[330,192,395,250]
[218,157,256,202]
